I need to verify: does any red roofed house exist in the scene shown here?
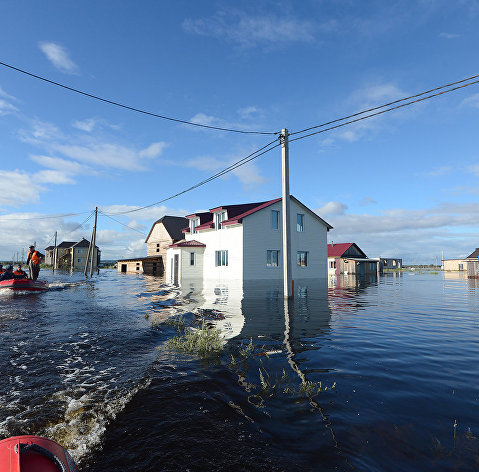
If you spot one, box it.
[166,196,332,285]
[328,242,379,276]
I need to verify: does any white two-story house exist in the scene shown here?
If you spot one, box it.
[165,196,332,285]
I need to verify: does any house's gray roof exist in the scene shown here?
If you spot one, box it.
[145,216,189,243]
[57,241,76,248]
[466,248,479,259]
[72,238,99,249]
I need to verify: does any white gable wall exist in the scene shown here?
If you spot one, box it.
[184,225,243,281]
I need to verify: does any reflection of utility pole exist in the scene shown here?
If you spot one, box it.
[283,299,339,448]
[53,231,57,273]
[85,207,98,277]
[281,129,293,299]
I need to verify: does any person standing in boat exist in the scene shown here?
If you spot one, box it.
[0,264,4,274]
[26,245,43,280]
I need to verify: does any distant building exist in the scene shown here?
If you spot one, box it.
[378,257,403,271]
[45,238,100,270]
[327,243,379,276]
[117,215,187,276]
[443,248,479,278]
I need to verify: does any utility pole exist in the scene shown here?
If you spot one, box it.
[53,231,57,273]
[90,207,98,278]
[281,128,293,299]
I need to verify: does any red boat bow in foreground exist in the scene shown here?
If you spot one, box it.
[0,435,78,471]
[0,279,48,291]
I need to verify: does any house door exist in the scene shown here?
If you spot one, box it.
[173,254,179,286]
[360,262,365,277]
[121,264,127,273]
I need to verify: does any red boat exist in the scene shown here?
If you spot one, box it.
[0,435,78,471]
[0,279,48,291]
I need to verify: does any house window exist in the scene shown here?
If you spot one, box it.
[297,251,308,267]
[393,260,397,266]
[271,210,280,230]
[370,262,376,271]
[329,260,336,269]
[190,218,200,234]
[77,249,82,254]
[156,248,160,252]
[297,214,304,232]
[215,211,227,230]
[459,263,464,270]
[267,250,280,267]
[190,252,195,266]
[215,250,228,266]
[77,258,82,263]
[156,243,160,247]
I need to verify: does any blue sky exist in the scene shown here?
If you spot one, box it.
[1,0,479,263]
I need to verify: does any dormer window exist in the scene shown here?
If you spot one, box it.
[215,211,227,230]
[190,217,200,234]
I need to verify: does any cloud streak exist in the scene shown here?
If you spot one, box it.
[39,41,79,74]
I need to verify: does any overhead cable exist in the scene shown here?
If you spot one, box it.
[102,138,281,215]
[290,73,479,137]
[0,61,278,136]
[0,211,92,221]
[289,79,479,143]
[99,211,148,235]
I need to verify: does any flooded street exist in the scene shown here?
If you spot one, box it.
[1,270,478,471]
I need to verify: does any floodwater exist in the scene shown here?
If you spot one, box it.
[0,270,478,471]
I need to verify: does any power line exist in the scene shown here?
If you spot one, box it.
[289,79,479,144]
[102,138,281,215]
[60,211,95,238]
[99,211,148,235]
[290,73,479,137]
[0,61,278,136]
[0,211,92,221]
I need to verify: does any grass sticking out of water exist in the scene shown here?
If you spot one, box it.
[165,321,224,358]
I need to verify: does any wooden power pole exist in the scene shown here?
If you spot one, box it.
[84,207,98,277]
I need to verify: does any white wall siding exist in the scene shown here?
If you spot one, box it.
[185,225,243,281]
[243,199,328,280]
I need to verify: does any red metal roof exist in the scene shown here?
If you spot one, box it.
[327,243,354,258]
[169,240,206,248]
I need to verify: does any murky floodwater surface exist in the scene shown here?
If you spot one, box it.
[0,270,478,471]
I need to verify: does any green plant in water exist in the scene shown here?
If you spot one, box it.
[239,338,255,359]
[164,315,186,333]
[165,322,224,358]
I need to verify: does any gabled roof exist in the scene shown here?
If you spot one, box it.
[72,238,99,249]
[169,239,206,248]
[183,196,332,231]
[466,248,479,259]
[145,215,189,243]
[328,243,366,258]
[57,241,76,248]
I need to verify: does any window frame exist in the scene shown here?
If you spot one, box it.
[297,251,308,267]
[190,252,195,266]
[297,213,304,232]
[215,211,227,230]
[215,250,228,267]
[266,249,280,267]
[271,210,280,230]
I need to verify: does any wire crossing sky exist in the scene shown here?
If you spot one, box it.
[1,1,479,263]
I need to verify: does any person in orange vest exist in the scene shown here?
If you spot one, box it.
[13,264,28,278]
[0,264,4,274]
[26,245,44,281]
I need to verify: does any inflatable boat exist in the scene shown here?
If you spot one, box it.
[0,279,48,291]
[0,435,78,471]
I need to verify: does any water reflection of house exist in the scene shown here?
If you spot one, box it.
[166,196,332,285]
[117,216,187,276]
[45,239,100,270]
[327,243,378,276]
[443,248,479,278]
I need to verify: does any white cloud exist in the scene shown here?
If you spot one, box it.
[30,155,93,175]
[423,166,453,177]
[318,200,479,262]
[237,106,259,119]
[183,11,315,49]
[38,41,79,74]
[317,201,348,216]
[0,98,18,115]
[467,164,479,176]
[360,197,377,206]
[139,142,167,159]
[72,118,98,132]
[461,93,479,109]
[0,170,43,207]
[33,170,75,185]
[440,32,459,39]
